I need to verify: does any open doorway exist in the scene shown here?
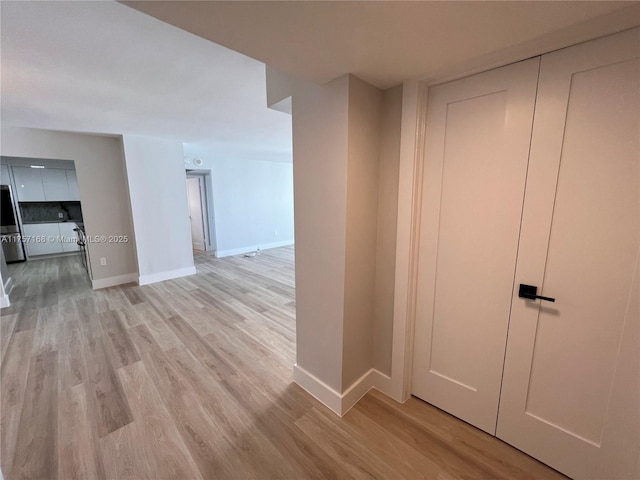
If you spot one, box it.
[0,156,91,307]
[186,176,207,251]
[186,170,216,255]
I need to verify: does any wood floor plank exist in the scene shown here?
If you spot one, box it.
[368,389,566,479]
[58,384,102,480]
[321,403,447,479]
[100,422,157,480]
[94,287,130,313]
[10,351,58,480]
[295,406,406,480]
[58,320,87,391]
[0,330,34,476]
[32,305,62,354]
[137,289,179,320]
[1,247,566,480]
[83,335,133,438]
[139,344,251,479]
[113,306,144,329]
[99,310,140,368]
[0,312,19,364]
[117,361,202,480]
[122,285,146,306]
[164,314,237,381]
[131,302,182,351]
[356,393,522,480]
[58,344,86,392]
[162,346,307,480]
[12,308,38,333]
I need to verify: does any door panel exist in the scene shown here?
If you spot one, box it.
[66,170,80,201]
[497,29,640,480]
[42,168,70,201]
[187,177,206,251]
[12,166,45,202]
[412,58,540,434]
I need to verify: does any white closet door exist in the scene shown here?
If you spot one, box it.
[497,28,640,480]
[412,58,539,434]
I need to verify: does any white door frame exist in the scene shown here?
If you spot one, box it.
[386,80,429,403]
[186,171,214,252]
[388,28,640,407]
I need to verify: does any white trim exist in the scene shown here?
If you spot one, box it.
[293,364,342,414]
[186,175,210,252]
[0,292,10,308]
[185,169,217,252]
[341,368,391,415]
[138,266,196,286]
[92,272,138,290]
[215,240,294,258]
[4,276,14,297]
[293,364,392,416]
[388,80,429,403]
[1,276,13,308]
[270,96,292,115]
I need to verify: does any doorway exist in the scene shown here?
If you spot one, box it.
[0,156,91,306]
[410,29,639,480]
[186,176,207,251]
[186,171,216,255]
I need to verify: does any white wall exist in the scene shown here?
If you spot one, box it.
[290,74,403,413]
[292,75,350,393]
[122,135,195,284]
[373,85,403,375]
[342,75,382,390]
[0,127,138,287]
[183,153,295,257]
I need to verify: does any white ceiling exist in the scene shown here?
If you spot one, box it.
[125,1,640,89]
[3,2,639,166]
[0,1,293,163]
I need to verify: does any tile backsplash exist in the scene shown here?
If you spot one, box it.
[20,201,83,224]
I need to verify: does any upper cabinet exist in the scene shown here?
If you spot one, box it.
[42,168,70,201]
[66,170,80,201]
[0,164,11,185]
[12,166,46,201]
[12,166,79,202]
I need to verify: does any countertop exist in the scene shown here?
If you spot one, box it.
[22,220,83,225]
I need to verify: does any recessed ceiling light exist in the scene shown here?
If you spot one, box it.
[30,165,45,169]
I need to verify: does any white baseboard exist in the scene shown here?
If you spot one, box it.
[293,364,342,414]
[215,240,294,258]
[138,266,197,286]
[92,273,138,290]
[293,364,391,416]
[0,292,10,308]
[4,276,13,297]
[1,276,13,308]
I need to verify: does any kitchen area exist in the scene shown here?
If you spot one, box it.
[1,157,92,290]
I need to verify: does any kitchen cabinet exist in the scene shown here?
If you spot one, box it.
[58,222,80,252]
[66,170,80,201]
[22,222,81,256]
[0,164,11,185]
[42,168,70,201]
[12,166,45,201]
[22,223,63,256]
[11,166,80,202]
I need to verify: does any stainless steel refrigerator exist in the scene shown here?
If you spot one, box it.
[1,184,26,263]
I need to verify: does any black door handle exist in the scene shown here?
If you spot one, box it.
[518,284,555,302]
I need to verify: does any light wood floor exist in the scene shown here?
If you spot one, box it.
[1,247,566,479]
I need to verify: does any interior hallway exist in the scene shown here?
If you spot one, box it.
[0,247,565,479]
